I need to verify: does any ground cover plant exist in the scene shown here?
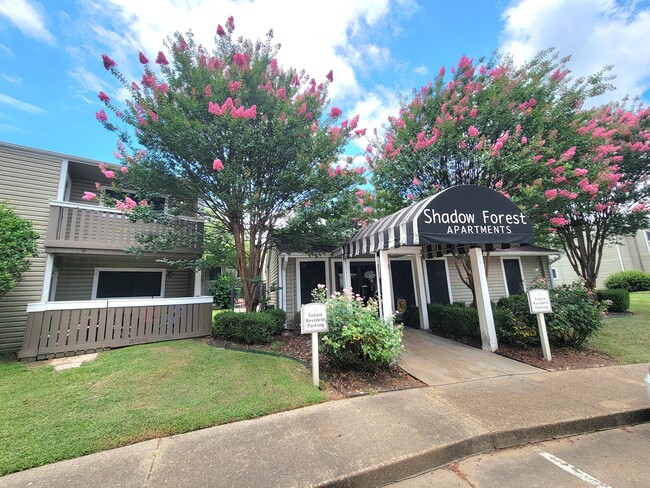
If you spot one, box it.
[588,291,650,364]
[0,340,325,476]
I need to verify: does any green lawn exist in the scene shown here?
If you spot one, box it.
[588,291,650,364]
[0,340,326,476]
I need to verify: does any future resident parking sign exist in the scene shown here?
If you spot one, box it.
[300,303,328,334]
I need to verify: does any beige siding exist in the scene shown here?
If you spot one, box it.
[54,255,193,301]
[554,230,650,288]
[446,255,507,303]
[68,177,100,205]
[285,258,296,318]
[0,144,63,352]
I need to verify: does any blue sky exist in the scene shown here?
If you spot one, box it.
[1,0,649,163]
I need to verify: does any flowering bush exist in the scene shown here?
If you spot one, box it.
[318,288,403,370]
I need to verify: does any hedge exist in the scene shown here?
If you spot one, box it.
[212,311,279,344]
[596,288,630,312]
[604,270,650,292]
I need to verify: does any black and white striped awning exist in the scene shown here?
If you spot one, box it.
[343,185,535,258]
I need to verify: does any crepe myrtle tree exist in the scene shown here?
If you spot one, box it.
[368,48,648,297]
[93,17,365,311]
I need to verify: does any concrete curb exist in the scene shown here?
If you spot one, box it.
[319,407,650,487]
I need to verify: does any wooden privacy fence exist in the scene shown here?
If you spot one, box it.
[18,297,213,360]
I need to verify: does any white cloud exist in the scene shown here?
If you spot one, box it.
[1,74,22,84]
[413,65,427,76]
[0,43,11,55]
[349,86,401,151]
[0,0,55,45]
[0,123,26,133]
[0,92,46,113]
[500,0,650,104]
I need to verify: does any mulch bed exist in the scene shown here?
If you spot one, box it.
[209,333,425,399]
[209,325,621,400]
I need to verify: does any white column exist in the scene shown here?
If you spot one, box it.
[413,254,430,330]
[468,247,498,352]
[193,270,202,296]
[41,254,55,302]
[378,250,393,320]
[280,255,288,311]
[342,259,352,290]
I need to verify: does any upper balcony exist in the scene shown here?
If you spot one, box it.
[44,201,203,257]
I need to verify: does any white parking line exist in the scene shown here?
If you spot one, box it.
[536,449,613,488]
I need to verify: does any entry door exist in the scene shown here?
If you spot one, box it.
[299,261,327,306]
[503,258,524,295]
[426,260,450,304]
[390,260,417,309]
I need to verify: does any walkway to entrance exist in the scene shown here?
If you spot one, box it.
[398,328,541,386]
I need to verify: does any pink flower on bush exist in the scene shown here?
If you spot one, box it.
[568,192,578,200]
[228,81,242,93]
[329,107,342,118]
[407,193,414,200]
[326,70,333,82]
[82,191,97,201]
[203,84,212,97]
[631,202,647,212]
[139,52,149,64]
[574,168,588,177]
[217,24,226,37]
[469,107,477,118]
[468,126,479,137]
[155,51,169,65]
[275,87,286,100]
[102,54,115,70]
[545,189,558,201]
[549,216,569,226]
[561,146,576,161]
[213,159,224,172]
[364,206,372,213]
[98,91,110,103]
[521,136,527,144]
[412,177,421,186]
[95,110,108,122]
[116,197,137,212]
[120,166,129,174]
[594,203,607,212]
[233,52,247,69]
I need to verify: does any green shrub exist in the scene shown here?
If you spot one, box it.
[604,270,650,292]
[212,311,277,344]
[264,308,287,334]
[209,273,241,309]
[0,202,39,299]
[495,295,539,346]
[401,305,420,328]
[321,291,403,370]
[596,289,630,312]
[427,303,480,338]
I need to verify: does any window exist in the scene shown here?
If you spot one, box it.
[92,269,165,299]
[208,266,222,281]
[502,258,524,295]
[551,267,559,280]
[298,261,327,307]
[426,259,450,304]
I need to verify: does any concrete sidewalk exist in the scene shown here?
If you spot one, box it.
[1,364,648,488]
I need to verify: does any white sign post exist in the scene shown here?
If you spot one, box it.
[527,288,553,361]
[301,303,328,387]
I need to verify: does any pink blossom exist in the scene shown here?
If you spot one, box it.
[412,177,421,186]
[631,202,646,213]
[574,168,588,177]
[355,128,367,136]
[228,81,242,93]
[549,216,569,226]
[358,198,364,205]
[213,159,224,171]
[545,189,558,201]
[551,69,569,82]
[326,70,333,82]
[364,206,372,214]
[95,109,108,122]
[102,54,116,70]
[233,52,247,69]
[275,87,286,100]
[495,179,503,189]
[554,176,567,184]
[355,190,365,197]
[356,166,365,175]
[521,136,527,145]
[139,52,149,64]
[532,154,543,162]
[594,203,607,212]
[560,146,576,161]
[155,51,169,65]
[120,166,129,174]
[98,91,110,103]
[468,126,479,137]
[82,191,97,201]
[407,193,414,200]
[217,24,226,37]
[226,16,235,31]
[208,101,224,116]
[469,107,477,118]
[203,84,212,97]
[131,82,140,91]
[329,107,342,118]
[148,109,159,123]
[116,197,137,212]
[559,189,570,198]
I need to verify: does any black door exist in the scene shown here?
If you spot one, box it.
[390,260,416,309]
[503,259,524,295]
[426,260,450,304]
[299,261,327,305]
